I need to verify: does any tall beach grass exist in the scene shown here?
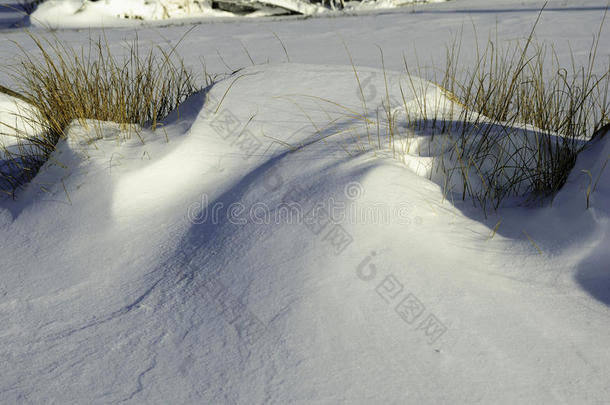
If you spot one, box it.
[348,5,610,211]
[0,30,198,196]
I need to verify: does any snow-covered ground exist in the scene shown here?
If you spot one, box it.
[1,0,609,403]
[4,0,451,28]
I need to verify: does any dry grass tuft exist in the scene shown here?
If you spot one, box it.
[428,6,609,210]
[354,4,610,211]
[0,30,198,196]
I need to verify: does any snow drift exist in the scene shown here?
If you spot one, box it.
[1,63,609,403]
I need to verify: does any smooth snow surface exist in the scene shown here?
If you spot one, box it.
[1,0,610,403]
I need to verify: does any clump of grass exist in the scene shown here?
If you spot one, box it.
[388,5,610,211]
[323,4,609,212]
[0,30,198,196]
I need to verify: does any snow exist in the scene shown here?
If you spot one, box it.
[1,0,610,403]
[0,94,40,153]
[0,93,44,192]
[25,0,449,28]
[29,0,235,28]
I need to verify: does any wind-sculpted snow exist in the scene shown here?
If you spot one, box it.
[1,64,609,403]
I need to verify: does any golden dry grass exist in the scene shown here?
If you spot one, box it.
[0,30,198,196]
[375,5,610,211]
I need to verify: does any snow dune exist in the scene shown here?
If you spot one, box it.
[1,63,609,403]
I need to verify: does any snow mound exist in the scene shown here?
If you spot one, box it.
[1,64,609,403]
